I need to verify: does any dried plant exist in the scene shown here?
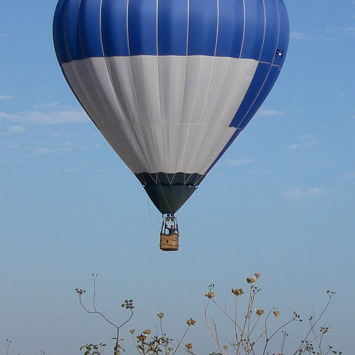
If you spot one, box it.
[76,274,134,355]
[204,274,342,355]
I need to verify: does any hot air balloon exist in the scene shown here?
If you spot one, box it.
[53,0,289,251]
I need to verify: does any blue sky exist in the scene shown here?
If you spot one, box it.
[0,0,354,354]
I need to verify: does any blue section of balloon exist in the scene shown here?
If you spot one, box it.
[188,0,218,56]
[101,0,129,56]
[157,0,188,56]
[54,0,289,62]
[128,0,157,56]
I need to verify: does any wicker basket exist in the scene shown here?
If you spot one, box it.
[160,233,179,251]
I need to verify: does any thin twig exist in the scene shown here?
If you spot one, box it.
[171,325,191,355]
[205,299,218,343]
[6,339,11,355]
[293,293,333,354]
[280,331,288,354]
[252,309,278,349]
[159,317,169,355]
[236,286,254,353]
[235,296,239,344]
[262,316,298,355]
[79,294,121,330]
[130,332,142,355]
[211,317,224,354]
[211,299,243,332]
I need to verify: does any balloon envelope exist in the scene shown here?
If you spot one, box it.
[53,0,289,214]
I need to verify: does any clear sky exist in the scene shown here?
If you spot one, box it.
[0,0,354,354]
